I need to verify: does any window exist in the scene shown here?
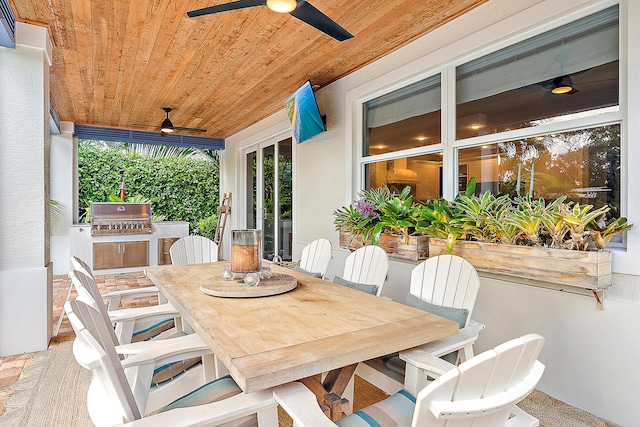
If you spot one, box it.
[364,74,441,157]
[361,6,621,223]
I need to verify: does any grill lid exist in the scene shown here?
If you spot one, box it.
[90,202,152,235]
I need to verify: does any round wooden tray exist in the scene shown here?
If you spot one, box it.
[199,273,297,298]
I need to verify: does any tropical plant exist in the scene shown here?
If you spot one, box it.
[589,216,634,250]
[50,199,66,235]
[78,140,219,231]
[333,176,633,252]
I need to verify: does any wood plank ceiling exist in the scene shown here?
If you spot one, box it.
[9,0,486,139]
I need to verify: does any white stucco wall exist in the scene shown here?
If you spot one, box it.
[222,0,640,424]
[0,23,53,355]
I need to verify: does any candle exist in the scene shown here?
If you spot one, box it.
[516,164,521,196]
[231,229,262,273]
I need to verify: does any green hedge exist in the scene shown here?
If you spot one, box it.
[78,143,219,233]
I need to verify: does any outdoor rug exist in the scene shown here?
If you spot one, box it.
[0,338,92,427]
[0,338,616,427]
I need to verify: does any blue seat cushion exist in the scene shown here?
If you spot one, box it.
[293,266,323,278]
[160,375,243,412]
[336,389,416,427]
[131,318,175,342]
[333,276,378,295]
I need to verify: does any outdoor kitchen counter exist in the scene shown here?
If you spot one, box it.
[69,221,189,275]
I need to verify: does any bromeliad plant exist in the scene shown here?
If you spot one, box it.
[334,178,633,252]
[333,186,419,245]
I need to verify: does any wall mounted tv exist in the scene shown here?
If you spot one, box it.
[285,80,326,144]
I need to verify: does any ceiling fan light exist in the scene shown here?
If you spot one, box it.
[266,0,297,13]
[551,85,573,94]
[161,118,175,133]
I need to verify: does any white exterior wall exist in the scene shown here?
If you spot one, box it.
[222,0,640,424]
[0,23,53,355]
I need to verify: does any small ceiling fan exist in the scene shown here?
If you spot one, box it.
[160,108,206,136]
[187,0,353,42]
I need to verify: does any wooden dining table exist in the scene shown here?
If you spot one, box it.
[145,261,458,420]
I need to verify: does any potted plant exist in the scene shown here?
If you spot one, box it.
[334,178,633,295]
[425,182,632,293]
[334,186,430,261]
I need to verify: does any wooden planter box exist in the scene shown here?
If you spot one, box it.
[428,238,612,291]
[339,230,429,261]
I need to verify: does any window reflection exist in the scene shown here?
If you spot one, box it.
[456,6,618,140]
[364,75,441,155]
[366,153,443,202]
[458,124,621,216]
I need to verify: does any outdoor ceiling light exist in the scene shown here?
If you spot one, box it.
[266,0,297,13]
[160,117,175,133]
[543,76,574,94]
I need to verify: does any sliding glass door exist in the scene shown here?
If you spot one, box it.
[245,137,293,261]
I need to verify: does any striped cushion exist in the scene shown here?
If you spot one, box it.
[131,318,175,341]
[151,358,202,386]
[160,375,242,411]
[336,389,416,427]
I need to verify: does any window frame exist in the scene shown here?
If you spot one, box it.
[352,2,625,219]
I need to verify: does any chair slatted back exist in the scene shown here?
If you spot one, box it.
[66,299,142,425]
[413,334,545,427]
[71,255,95,279]
[169,236,219,265]
[70,269,120,347]
[409,255,480,324]
[343,245,389,296]
[298,238,332,278]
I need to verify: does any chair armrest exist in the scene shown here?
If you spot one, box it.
[107,303,179,323]
[274,382,337,427]
[114,388,278,427]
[400,349,456,378]
[115,333,206,356]
[411,320,485,358]
[101,286,162,311]
[120,337,211,370]
[399,349,456,397]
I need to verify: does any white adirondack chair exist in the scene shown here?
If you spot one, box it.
[66,299,278,426]
[355,254,485,395]
[274,334,545,427]
[54,256,167,336]
[298,238,333,278]
[70,269,186,345]
[72,255,167,309]
[169,235,219,265]
[339,245,389,296]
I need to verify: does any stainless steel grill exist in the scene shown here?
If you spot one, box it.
[90,202,152,236]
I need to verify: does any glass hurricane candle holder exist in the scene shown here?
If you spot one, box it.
[231,229,262,274]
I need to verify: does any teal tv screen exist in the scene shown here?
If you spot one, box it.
[285,81,326,144]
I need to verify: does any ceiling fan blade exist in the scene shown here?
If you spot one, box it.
[187,0,266,17]
[174,126,207,133]
[289,1,353,41]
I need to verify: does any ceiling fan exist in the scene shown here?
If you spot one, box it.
[159,108,207,136]
[187,0,353,42]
